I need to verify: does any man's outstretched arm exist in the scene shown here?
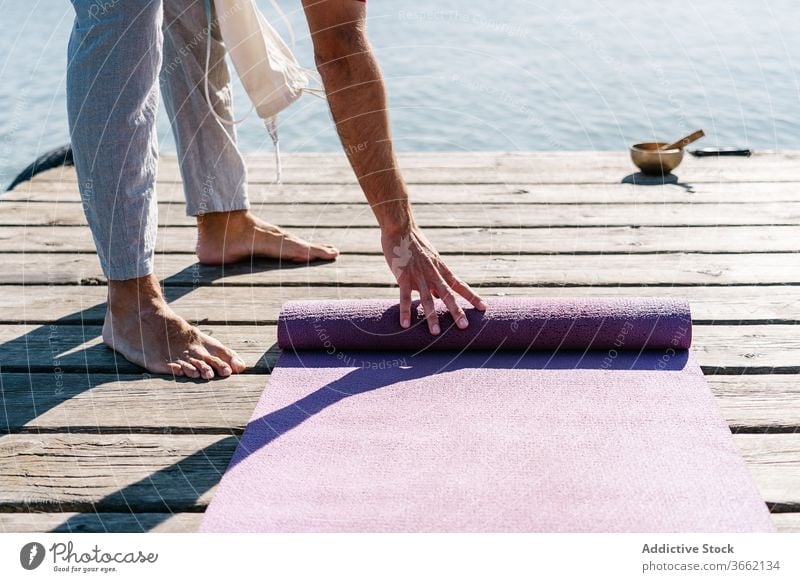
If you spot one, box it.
[302,0,487,334]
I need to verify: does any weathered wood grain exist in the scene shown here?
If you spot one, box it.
[0,433,797,510]
[2,373,798,433]
[711,376,800,430]
[201,151,800,184]
[3,225,798,255]
[692,326,800,374]
[2,151,799,532]
[1,373,262,433]
[0,512,203,533]
[770,513,800,532]
[0,433,231,511]
[737,434,800,510]
[2,285,799,324]
[10,180,800,204]
[1,252,797,286]
[24,151,800,184]
[0,323,796,373]
[0,323,278,372]
[3,200,800,227]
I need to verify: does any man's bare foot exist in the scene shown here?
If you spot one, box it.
[195,210,340,265]
[102,274,247,379]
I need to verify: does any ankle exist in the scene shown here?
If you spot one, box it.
[197,210,251,235]
[107,274,165,316]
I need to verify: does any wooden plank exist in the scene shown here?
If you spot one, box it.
[0,433,797,510]
[1,373,262,433]
[2,373,798,433]
[0,512,202,533]
[771,513,800,533]
[24,151,800,184]
[712,376,800,430]
[10,180,800,204]
[2,285,800,325]
[3,225,798,255]
[229,151,800,184]
[693,325,800,374]
[2,511,797,532]
[0,323,279,373]
[0,323,797,373]
[738,434,800,510]
[3,200,800,227]
[0,433,231,511]
[1,252,798,286]
[3,150,798,535]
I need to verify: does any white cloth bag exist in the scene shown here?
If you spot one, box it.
[205,0,319,182]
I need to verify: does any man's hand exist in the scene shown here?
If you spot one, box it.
[302,0,487,333]
[382,224,487,334]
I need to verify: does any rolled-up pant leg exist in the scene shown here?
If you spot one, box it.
[160,0,249,216]
[67,0,162,281]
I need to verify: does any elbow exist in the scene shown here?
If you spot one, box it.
[313,23,369,81]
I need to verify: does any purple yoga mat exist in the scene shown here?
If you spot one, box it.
[277,296,692,352]
[202,297,774,533]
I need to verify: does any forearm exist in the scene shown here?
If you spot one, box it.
[310,12,412,234]
[302,1,486,330]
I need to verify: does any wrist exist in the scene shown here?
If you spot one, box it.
[375,199,415,236]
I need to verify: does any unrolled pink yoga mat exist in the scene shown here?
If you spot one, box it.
[201,297,774,532]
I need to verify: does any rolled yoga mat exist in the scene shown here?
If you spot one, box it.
[202,297,775,532]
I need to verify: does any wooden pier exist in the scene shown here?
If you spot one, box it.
[1,151,798,532]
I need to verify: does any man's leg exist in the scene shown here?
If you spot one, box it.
[67,0,245,378]
[160,0,339,265]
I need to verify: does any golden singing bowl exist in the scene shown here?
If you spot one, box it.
[630,142,684,176]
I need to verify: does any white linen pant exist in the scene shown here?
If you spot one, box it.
[67,0,249,280]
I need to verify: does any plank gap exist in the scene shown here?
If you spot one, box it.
[2,250,799,257]
[4,319,798,326]
[2,426,797,436]
[1,427,244,436]
[3,364,797,375]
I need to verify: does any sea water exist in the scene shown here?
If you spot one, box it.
[1,0,798,185]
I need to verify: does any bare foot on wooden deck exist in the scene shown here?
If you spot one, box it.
[102,274,247,379]
[195,210,340,265]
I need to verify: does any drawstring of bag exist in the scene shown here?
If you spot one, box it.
[265,117,281,184]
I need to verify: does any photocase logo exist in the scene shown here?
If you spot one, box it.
[20,542,46,570]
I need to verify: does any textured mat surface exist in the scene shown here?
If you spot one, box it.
[202,298,774,532]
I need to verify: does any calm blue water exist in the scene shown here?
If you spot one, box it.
[1,0,798,186]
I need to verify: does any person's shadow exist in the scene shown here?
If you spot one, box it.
[36,299,692,532]
[0,257,314,532]
[226,346,690,475]
[2,262,699,533]
[0,258,322,375]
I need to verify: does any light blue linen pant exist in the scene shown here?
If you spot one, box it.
[67,0,249,280]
